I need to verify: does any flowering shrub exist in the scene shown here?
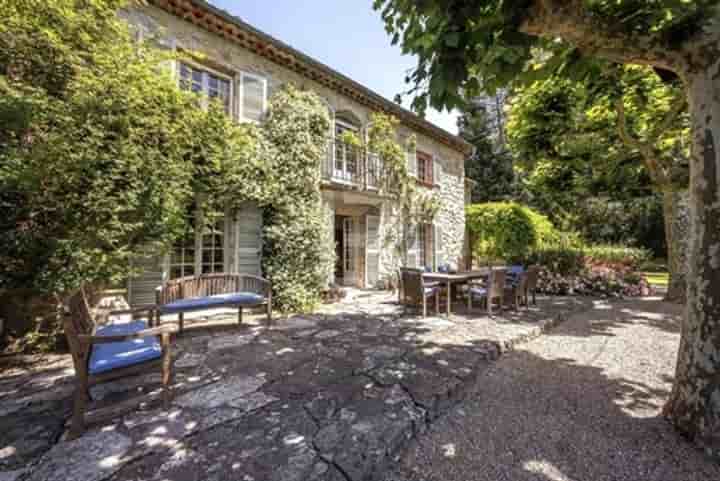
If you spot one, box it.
[536,266,654,298]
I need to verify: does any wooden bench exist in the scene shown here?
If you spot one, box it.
[64,287,177,438]
[156,273,272,332]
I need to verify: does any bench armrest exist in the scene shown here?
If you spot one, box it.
[78,325,177,345]
[240,275,272,297]
[108,306,157,318]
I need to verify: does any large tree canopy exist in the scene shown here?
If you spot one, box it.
[375,0,716,113]
[375,0,720,458]
[509,65,689,297]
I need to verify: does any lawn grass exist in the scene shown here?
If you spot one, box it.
[643,271,669,287]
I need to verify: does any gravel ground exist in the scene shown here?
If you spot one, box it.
[384,297,720,481]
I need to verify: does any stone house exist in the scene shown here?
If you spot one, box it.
[123,0,472,306]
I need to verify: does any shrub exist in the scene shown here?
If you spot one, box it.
[583,244,652,270]
[574,196,666,258]
[256,85,334,313]
[524,247,586,276]
[466,202,559,262]
[523,244,651,275]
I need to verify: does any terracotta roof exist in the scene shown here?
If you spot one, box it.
[150,0,473,156]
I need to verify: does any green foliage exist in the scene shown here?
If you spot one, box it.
[0,1,334,314]
[507,65,687,253]
[524,247,587,276]
[255,86,334,312]
[583,244,652,270]
[466,202,559,263]
[524,244,652,276]
[0,0,203,293]
[373,0,715,113]
[575,196,666,257]
[459,102,516,203]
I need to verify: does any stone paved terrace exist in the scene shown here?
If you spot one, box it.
[0,291,592,481]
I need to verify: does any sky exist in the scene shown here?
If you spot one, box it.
[210,0,460,135]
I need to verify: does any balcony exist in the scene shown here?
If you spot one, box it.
[321,138,384,191]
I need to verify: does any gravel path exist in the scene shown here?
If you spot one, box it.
[384,297,720,481]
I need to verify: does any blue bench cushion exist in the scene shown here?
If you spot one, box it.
[89,320,161,375]
[508,265,524,275]
[160,292,265,314]
[469,287,488,297]
[424,287,439,296]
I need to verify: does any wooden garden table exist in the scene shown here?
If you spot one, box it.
[423,268,503,317]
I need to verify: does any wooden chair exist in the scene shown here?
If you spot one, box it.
[505,271,529,310]
[63,287,177,438]
[525,265,541,305]
[468,268,506,315]
[399,268,441,317]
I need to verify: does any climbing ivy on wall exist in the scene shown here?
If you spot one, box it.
[209,84,334,312]
[366,112,441,221]
[255,86,334,312]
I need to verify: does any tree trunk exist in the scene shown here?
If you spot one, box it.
[662,190,687,303]
[664,63,720,458]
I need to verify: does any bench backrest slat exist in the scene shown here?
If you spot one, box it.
[157,273,268,305]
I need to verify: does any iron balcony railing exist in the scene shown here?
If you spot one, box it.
[321,138,385,191]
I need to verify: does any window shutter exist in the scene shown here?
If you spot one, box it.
[366,215,381,287]
[241,73,267,122]
[405,221,419,267]
[434,224,442,270]
[235,203,263,275]
[424,224,433,268]
[433,157,442,186]
[127,248,164,307]
[406,143,417,177]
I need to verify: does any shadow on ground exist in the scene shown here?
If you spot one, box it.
[383,298,719,481]
[0,293,591,481]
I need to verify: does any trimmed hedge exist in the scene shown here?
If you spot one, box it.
[466,202,652,276]
[466,202,559,262]
[524,244,652,276]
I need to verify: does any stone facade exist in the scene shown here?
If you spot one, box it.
[123,2,467,291]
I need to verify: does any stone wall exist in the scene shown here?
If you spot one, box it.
[436,168,466,268]
[124,4,467,288]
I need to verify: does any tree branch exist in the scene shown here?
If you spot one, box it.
[615,97,670,187]
[519,1,685,73]
[648,95,688,146]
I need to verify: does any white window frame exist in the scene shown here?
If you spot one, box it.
[239,71,268,123]
[178,60,234,116]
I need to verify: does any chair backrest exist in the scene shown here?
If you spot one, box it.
[64,287,97,369]
[488,269,507,297]
[525,265,540,290]
[508,265,524,275]
[400,268,424,304]
[515,271,529,293]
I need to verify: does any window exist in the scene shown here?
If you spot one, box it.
[416,150,434,185]
[334,118,360,178]
[240,72,267,122]
[170,233,196,279]
[168,213,226,279]
[418,223,433,269]
[200,219,225,274]
[179,62,231,114]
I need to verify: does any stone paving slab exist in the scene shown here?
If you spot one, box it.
[0,292,591,481]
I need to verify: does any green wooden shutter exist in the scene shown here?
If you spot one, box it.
[434,224,442,270]
[235,203,263,275]
[405,221,419,267]
[127,249,164,307]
